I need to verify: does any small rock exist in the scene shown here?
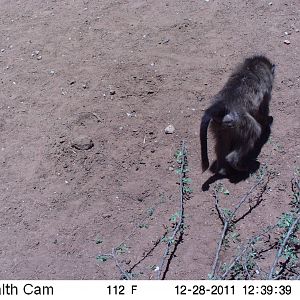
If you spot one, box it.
[37,55,42,60]
[284,39,291,45]
[296,29,299,32]
[268,1,272,5]
[1,49,5,52]
[126,111,136,117]
[71,136,94,150]
[165,124,175,134]
[158,38,170,45]
[109,90,116,95]
[168,166,174,171]
[102,213,111,218]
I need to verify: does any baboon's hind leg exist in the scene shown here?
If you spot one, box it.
[226,113,262,172]
[215,133,232,175]
[226,147,249,172]
[226,141,257,172]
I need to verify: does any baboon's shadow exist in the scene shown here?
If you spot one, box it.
[202,121,272,191]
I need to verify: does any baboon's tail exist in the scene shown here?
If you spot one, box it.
[200,112,211,172]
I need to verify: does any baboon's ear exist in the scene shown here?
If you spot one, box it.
[271,64,276,75]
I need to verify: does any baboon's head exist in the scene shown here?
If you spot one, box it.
[246,55,275,85]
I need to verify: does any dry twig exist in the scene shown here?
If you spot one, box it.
[221,225,276,279]
[156,141,187,280]
[111,248,132,280]
[268,212,300,279]
[211,173,267,278]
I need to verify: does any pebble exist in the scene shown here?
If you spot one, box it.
[158,38,170,44]
[126,111,136,117]
[165,124,175,134]
[102,213,112,218]
[71,136,94,150]
[284,39,291,45]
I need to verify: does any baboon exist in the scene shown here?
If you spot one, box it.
[200,55,275,175]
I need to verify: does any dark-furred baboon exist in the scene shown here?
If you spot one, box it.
[200,55,275,175]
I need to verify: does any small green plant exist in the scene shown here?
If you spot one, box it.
[230,231,241,243]
[222,208,234,220]
[214,182,230,196]
[96,255,109,262]
[175,149,184,163]
[116,243,129,255]
[278,212,295,228]
[95,238,103,244]
[275,191,300,273]
[149,265,157,271]
[147,207,155,216]
[169,212,180,223]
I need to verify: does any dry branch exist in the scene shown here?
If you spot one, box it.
[220,225,276,279]
[111,248,132,280]
[156,140,187,280]
[268,212,300,279]
[211,172,268,279]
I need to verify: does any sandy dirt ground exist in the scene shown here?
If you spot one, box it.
[0,0,299,279]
